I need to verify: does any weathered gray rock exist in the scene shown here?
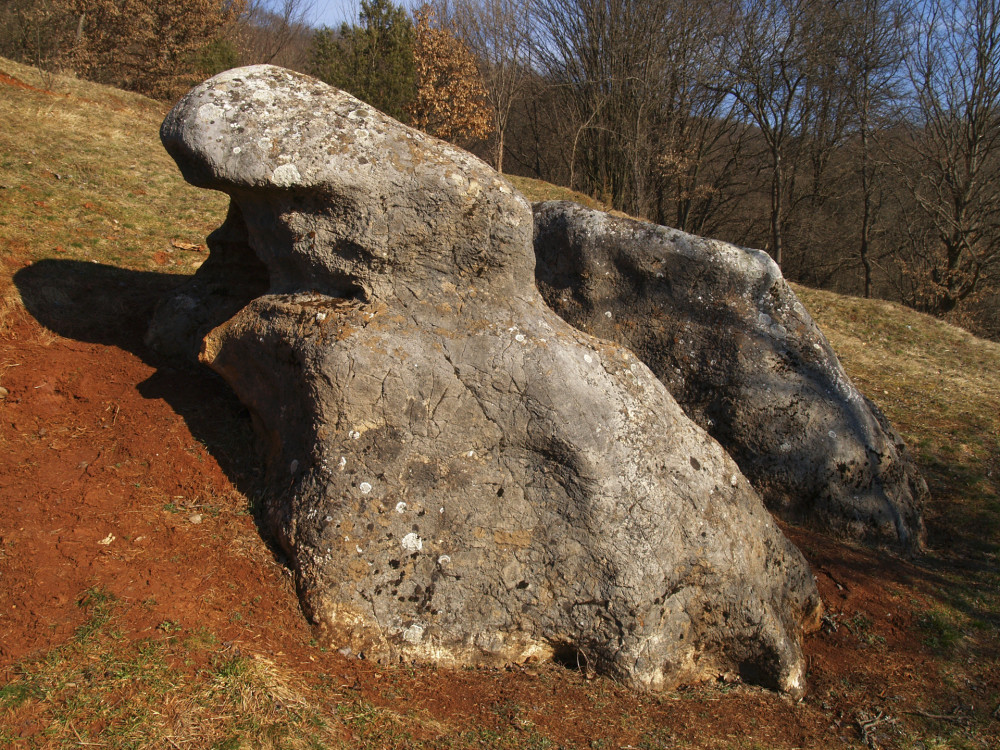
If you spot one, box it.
[533,201,927,550]
[156,65,821,694]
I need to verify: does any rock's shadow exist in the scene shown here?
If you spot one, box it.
[13,259,274,552]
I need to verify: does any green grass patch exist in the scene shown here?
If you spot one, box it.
[916,608,964,653]
[0,588,366,748]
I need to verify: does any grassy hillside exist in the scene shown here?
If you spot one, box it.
[0,59,225,276]
[2,58,999,749]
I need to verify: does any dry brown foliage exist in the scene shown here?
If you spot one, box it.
[62,0,245,98]
[407,5,492,144]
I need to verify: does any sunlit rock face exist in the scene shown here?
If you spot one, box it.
[533,201,927,551]
[152,65,821,695]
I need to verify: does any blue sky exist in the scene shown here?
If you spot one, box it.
[289,0,360,28]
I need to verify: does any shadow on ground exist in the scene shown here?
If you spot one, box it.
[13,258,273,546]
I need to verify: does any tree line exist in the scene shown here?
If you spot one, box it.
[3,0,999,339]
[0,1,320,97]
[452,0,1000,339]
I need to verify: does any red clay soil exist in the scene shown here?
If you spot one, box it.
[0,72,54,95]
[1,258,997,748]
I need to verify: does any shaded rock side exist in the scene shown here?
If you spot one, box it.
[533,201,927,550]
[146,200,269,363]
[157,65,821,694]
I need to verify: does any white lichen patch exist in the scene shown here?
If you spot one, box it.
[196,102,226,125]
[402,624,425,643]
[395,501,407,513]
[250,86,276,106]
[359,481,372,494]
[401,533,423,552]
[271,163,301,187]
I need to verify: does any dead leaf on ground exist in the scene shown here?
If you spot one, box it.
[170,239,206,252]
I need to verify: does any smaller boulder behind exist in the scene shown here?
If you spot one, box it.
[534,201,927,550]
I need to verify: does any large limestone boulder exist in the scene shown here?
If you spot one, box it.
[154,65,821,694]
[533,201,927,550]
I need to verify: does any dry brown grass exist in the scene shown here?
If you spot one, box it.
[0,56,226,277]
[0,257,25,337]
[506,174,612,212]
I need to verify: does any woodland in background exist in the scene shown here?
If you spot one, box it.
[2,0,999,340]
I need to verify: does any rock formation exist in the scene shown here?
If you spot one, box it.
[533,201,927,550]
[153,65,821,694]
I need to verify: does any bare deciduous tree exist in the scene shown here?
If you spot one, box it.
[646,0,748,236]
[439,0,532,173]
[841,0,907,298]
[236,0,314,70]
[717,0,816,267]
[895,0,1000,315]
[531,0,673,217]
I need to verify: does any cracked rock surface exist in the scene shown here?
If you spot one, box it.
[152,65,821,694]
[533,201,927,551]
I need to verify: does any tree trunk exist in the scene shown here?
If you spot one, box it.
[860,129,872,298]
[771,150,783,268]
[495,126,505,174]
